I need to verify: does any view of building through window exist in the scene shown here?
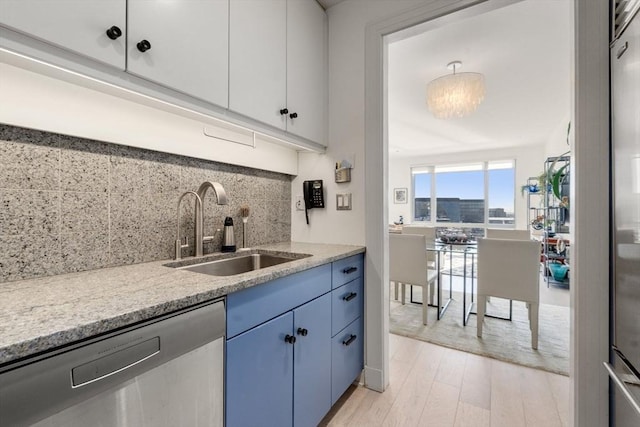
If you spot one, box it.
[412,161,515,229]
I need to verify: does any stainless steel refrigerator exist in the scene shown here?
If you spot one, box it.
[608,2,640,425]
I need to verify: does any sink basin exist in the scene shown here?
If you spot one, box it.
[178,253,304,276]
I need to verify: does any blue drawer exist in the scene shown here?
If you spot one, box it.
[331,278,363,337]
[332,254,363,289]
[226,264,331,338]
[331,317,363,405]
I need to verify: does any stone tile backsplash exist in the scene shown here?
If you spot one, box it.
[0,124,292,283]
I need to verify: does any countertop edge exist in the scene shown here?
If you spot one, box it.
[0,243,365,367]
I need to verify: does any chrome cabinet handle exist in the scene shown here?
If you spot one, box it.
[604,362,640,417]
[343,266,357,274]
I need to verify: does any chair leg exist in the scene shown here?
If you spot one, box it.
[428,282,435,307]
[394,281,398,300]
[477,295,487,338]
[530,302,539,349]
[421,285,428,326]
[400,283,406,305]
[430,273,440,306]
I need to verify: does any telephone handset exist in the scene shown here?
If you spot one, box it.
[303,180,324,224]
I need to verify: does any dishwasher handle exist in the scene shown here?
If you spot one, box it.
[72,337,160,387]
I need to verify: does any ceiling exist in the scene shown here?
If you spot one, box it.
[387,0,572,158]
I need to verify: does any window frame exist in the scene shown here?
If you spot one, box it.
[410,160,516,229]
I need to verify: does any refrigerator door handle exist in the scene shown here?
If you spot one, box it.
[612,345,640,380]
[616,41,628,59]
[604,362,640,417]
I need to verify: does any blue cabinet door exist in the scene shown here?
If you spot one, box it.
[293,294,332,427]
[226,312,294,427]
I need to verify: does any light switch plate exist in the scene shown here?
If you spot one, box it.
[336,193,352,210]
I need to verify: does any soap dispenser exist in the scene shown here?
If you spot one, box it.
[221,217,236,252]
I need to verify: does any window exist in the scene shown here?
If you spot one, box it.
[487,161,515,225]
[412,167,431,221]
[411,161,515,229]
[435,164,484,223]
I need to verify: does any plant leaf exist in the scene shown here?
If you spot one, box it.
[552,164,568,200]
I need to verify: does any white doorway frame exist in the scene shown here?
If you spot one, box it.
[362,1,609,425]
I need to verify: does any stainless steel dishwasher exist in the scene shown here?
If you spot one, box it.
[0,299,225,427]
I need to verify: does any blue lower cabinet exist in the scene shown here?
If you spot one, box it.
[226,294,332,427]
[293,293,332,427]
[331,317,363,405]
[226,312,294,427]
[226,256,364,426]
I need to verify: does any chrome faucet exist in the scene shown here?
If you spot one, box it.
[175,191,203,260]
[195,181,228,256]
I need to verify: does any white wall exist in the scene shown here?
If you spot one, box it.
[291,0,427,245]
[388,145,547,229]
[0,61,299,175]
[545,116,573,156]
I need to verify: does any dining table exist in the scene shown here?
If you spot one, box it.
[406,238,515,326]
[409,240,477,321]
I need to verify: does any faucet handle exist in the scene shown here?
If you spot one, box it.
[175,237,190,260]
[203,229,221,243]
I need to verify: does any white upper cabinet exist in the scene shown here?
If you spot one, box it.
[286,0,326,144]
[229,0,287,130]
[127,0,229,106]
[229,0,327,145]
[1,0,325,147]
[0,0,126,69]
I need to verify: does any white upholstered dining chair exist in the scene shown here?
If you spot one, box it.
[401,225,440,278]
[485,228,531,240]
[476,237,541,349]
[389,233,438,325]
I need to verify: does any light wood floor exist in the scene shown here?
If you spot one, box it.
[320,334,570,427]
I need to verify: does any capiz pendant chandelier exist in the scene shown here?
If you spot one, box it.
[426,61,485,119]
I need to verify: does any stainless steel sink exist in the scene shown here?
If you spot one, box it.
[178,253,303,276]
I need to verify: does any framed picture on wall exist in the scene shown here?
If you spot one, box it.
[394,188,408,204]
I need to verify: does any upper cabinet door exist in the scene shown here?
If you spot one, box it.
[127,0,229,107]
[0,0,126,69]
[229,0,287,130]
[286,0,327,144]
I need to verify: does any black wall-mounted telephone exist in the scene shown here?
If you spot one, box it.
[303,180,324,224]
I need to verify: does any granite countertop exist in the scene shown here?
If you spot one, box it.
[0,242,365,366]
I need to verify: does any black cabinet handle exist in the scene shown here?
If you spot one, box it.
[342,334,357,346]
[284,334,296,344]
[137,40,151,52]
[279,108,289,115]
[106,26,122,40]
[289,112,298,119]
[343,267,357,275]
[343,292,357,302]
[297,327,308,336]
